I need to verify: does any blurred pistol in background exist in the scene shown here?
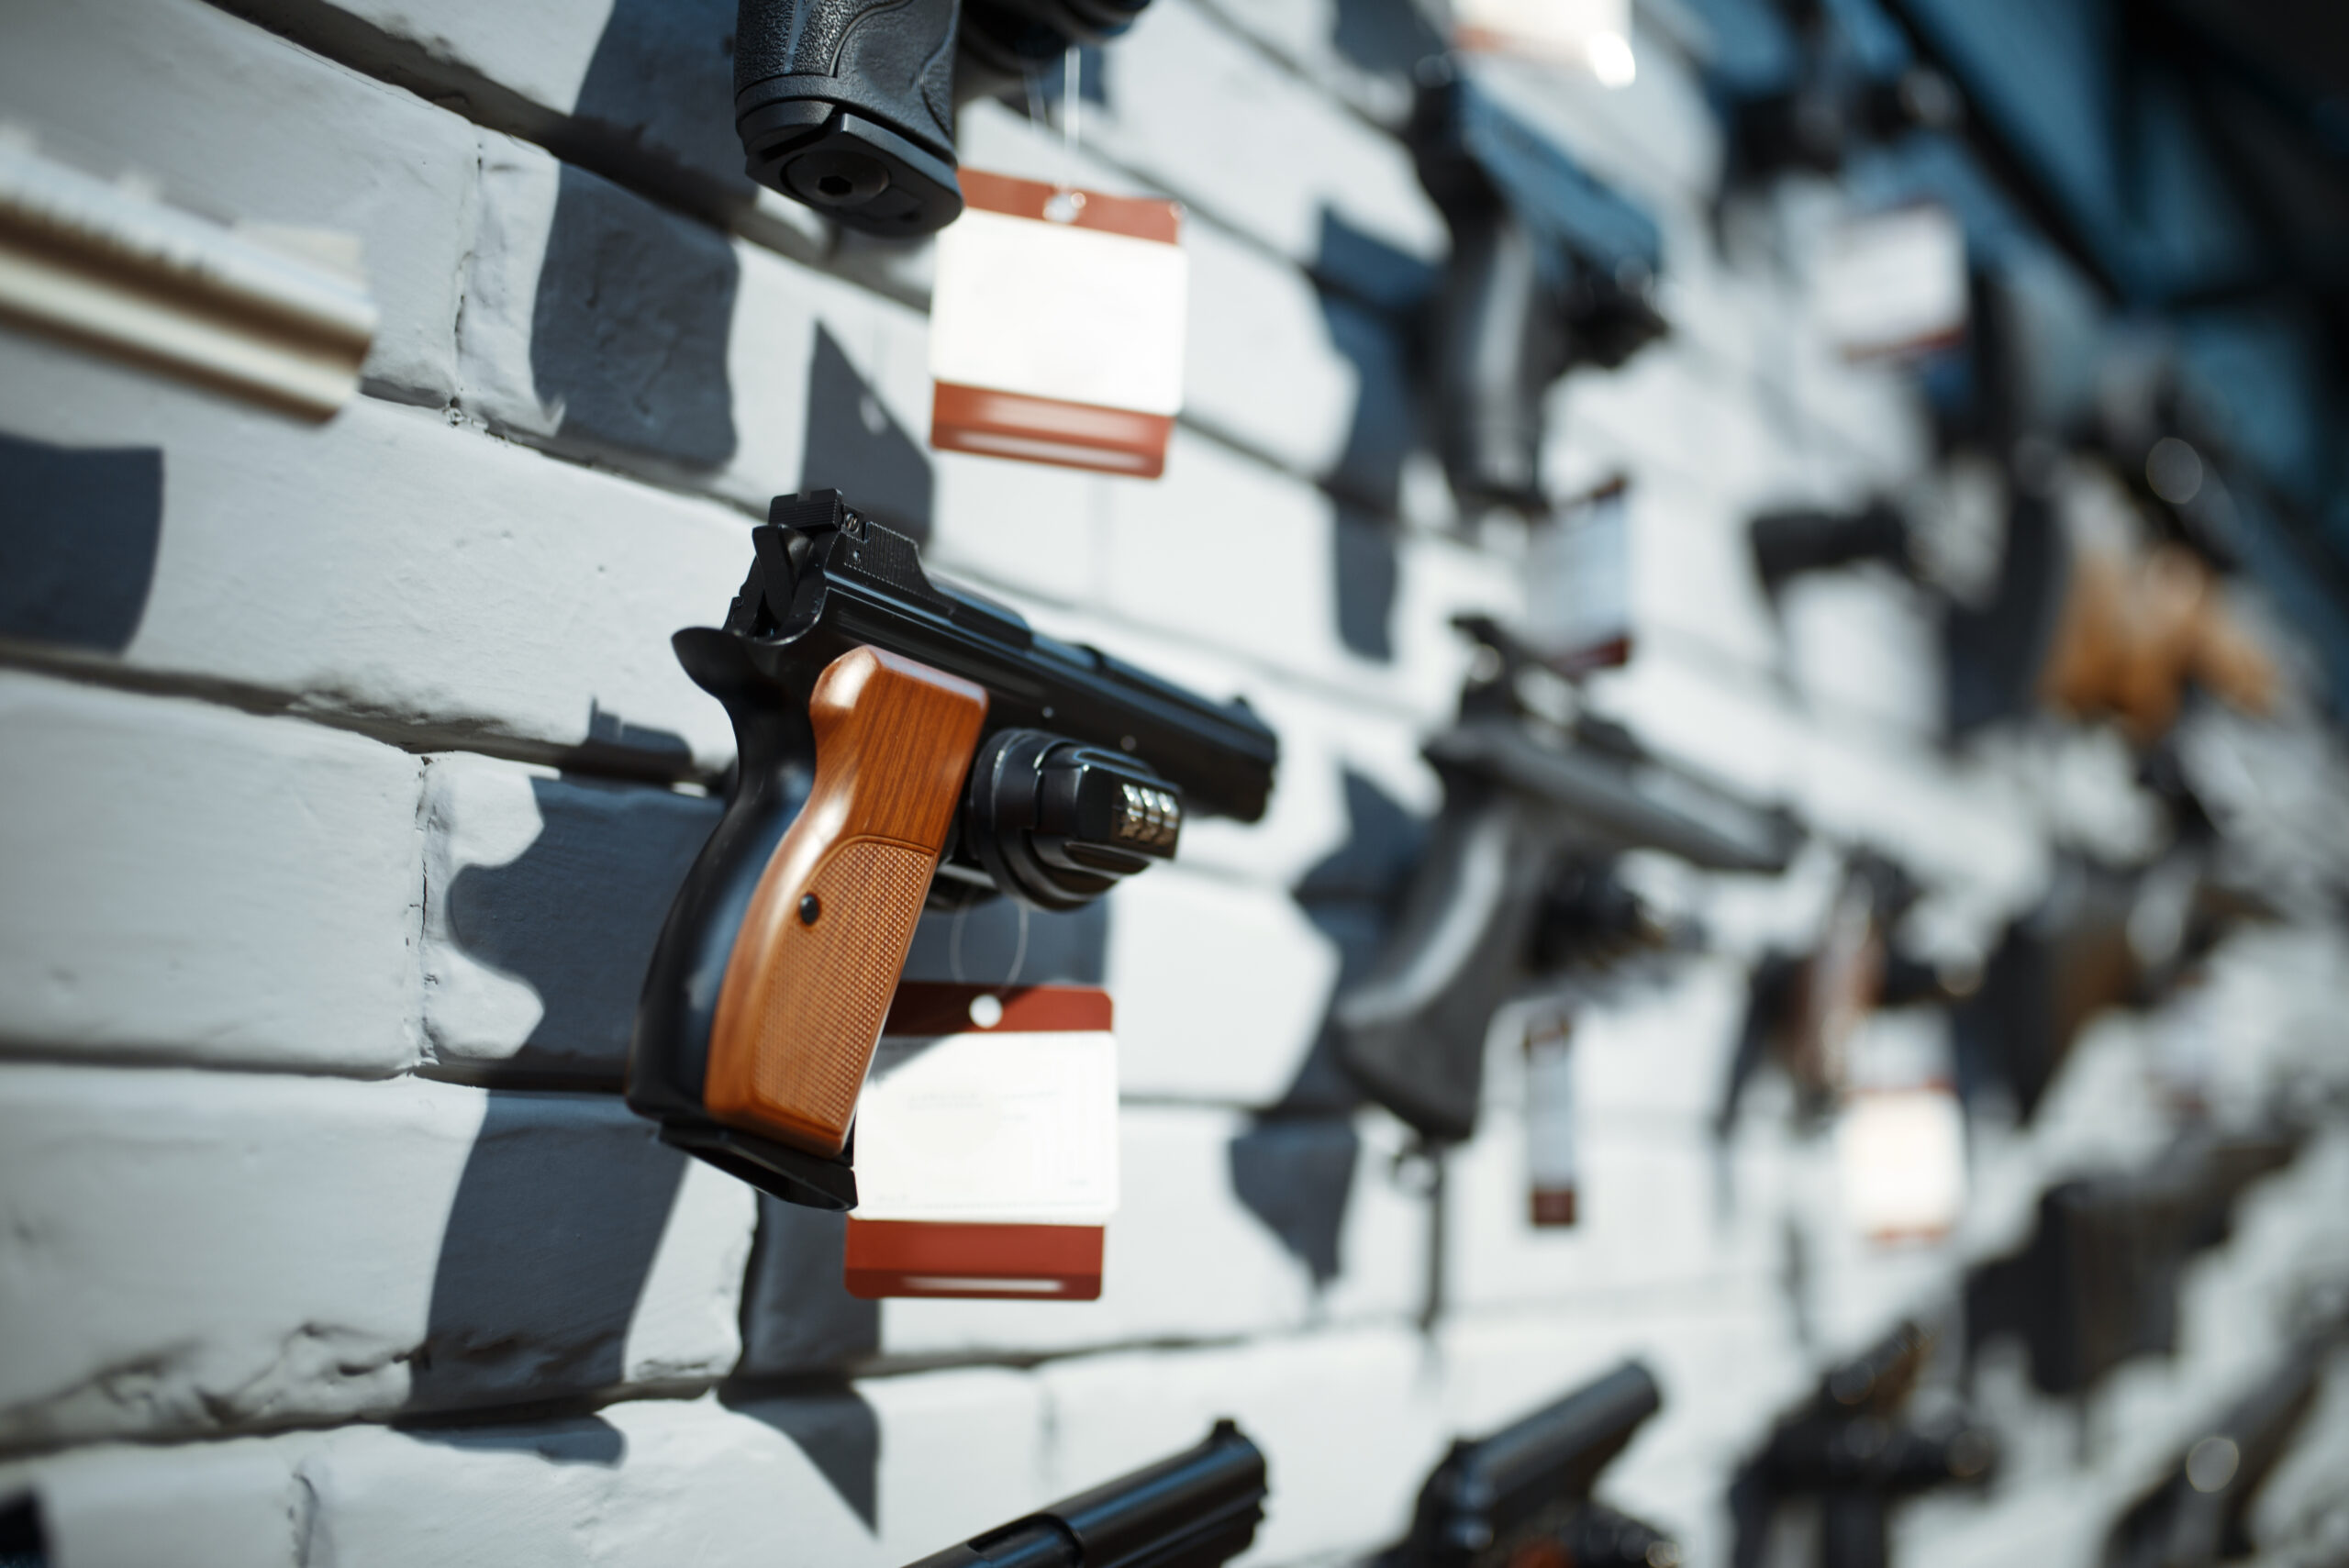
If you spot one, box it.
[1730,1321,1998,1568]
[904,1420,1266,1568]
[2100,1294,2348,1568]
[1714,851,1972,1147]
[1337,616,1798,1145]
[1954,748,2276,1126]
[1710,0,1960,187]
[1408,69,1668,517]
[1377,1360,1678,1568]
[731,0,1155,236]
[1750,490,2275,747]
[1954,842,2273,1127]
[1745,270,2278,750]
[629,489,1276,1209]
[1966,1125,2304,1401]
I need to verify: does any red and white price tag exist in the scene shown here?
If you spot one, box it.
[1523,1010,1579,1228]
[1815,204,1968,361]
[929,172,1186,478]
[845,983,1118,1300]
[1455,0,1637,84]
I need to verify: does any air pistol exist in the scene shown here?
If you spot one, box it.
[629,490,1275,1208]
[1338,617,1798,1145]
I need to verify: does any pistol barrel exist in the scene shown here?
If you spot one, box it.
[903,1421,1266,1568]
[737,492,1277,823]
[1428,722,1796,874]
[1399,1362,1664,1566]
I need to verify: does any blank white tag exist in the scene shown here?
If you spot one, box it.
[853,1025,1118,1226]
[1526,477,1633,673]
[930,171,1186,477]
[1523,1012,1579,1227]
[1816,204,1968,361]
[1837,1087,1966,1242]
[1455,0,1637,83]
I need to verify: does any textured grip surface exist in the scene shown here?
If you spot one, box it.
[743,838,935,1137]
[733,0,957,147]
[703,647,988,1153]
[738,0,911,90]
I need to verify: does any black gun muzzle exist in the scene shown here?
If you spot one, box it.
[1392,1362,1671,1568]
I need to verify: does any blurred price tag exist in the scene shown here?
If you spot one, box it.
[1816,204,1967,361]
[1524,1010,1579,1227]
[847,983,1118,1300]
[1837,1086,1965,1243]
[930,171,1186,478]
[1787,873,1887,1098]
[1455,0,1637,84]
[1527,475,1633,673]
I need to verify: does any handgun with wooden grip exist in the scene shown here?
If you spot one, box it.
[629,490,1278,1209]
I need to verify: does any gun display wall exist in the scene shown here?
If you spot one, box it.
[1,0,2347,1564]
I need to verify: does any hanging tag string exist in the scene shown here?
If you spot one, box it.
[945,897,1033,990]
[1023,63,1049,139]
[1005,902,1030,989]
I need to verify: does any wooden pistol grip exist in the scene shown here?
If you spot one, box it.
[704,647,989,1154]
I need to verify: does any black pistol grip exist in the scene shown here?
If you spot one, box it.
[734,0,966,234]
[1336,793,1550,1143]
[628,630,866,1210]
[1431,206,1558,513]
[1749,501,1912,601]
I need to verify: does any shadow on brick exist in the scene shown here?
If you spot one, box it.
[1230,770,1428,1286]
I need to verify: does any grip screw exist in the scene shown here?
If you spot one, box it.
[799,893,821,925]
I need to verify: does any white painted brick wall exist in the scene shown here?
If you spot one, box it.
[0,1373,1046,1568]
[2,0,2339,1562]
[1069,0,1446,284]
[216,0,835,263]
[0,1065,752,1447]
[454,129,932,510]
[417,752,718,1084]
[0,673,422,1073]
[0,331,748,773]
[1,0,473,402]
